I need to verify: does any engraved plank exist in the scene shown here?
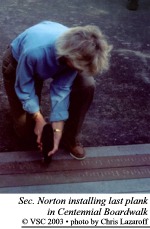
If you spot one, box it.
[0,166,150,188]
[0,154,150,175]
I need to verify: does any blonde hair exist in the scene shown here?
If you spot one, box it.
[56,25,112,76]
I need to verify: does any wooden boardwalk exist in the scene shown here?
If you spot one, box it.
[0,144,150,193]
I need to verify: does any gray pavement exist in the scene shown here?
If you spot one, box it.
[0,0,150,151]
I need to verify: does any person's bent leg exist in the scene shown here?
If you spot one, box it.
[61,73,95,159]
[2,47,43,143]
[2,47,28,138]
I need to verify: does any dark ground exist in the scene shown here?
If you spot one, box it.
[0,0,150,152]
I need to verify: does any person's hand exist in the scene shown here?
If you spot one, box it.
[48,131,62,156]
[48,121,64,156]
[33,112,46,150]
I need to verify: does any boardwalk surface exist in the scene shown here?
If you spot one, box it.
[0,144,150,193]
[0,1,150,193]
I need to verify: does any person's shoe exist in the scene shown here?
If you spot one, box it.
[61,141,86,160]
[127,0,138,10]
[70,144,86,160]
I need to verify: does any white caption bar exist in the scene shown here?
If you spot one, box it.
[0,194,150,229]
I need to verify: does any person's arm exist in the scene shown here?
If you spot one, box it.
[15,53,47,147]
[33,111,46,149]
[15,52,40,114]
[47,68,77,156]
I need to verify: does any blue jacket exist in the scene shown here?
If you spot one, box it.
[11,21,77,122]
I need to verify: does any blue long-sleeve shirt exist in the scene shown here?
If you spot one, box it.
[11,21,77,122]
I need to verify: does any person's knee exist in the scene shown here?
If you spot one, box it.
[75,74,96,89]
[84,76,96,89]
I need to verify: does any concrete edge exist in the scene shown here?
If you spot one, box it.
[0,143,150,163]
[0,178,150,194]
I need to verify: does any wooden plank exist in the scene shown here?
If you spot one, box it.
[0,154,150,175]
[0,166,150,188]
